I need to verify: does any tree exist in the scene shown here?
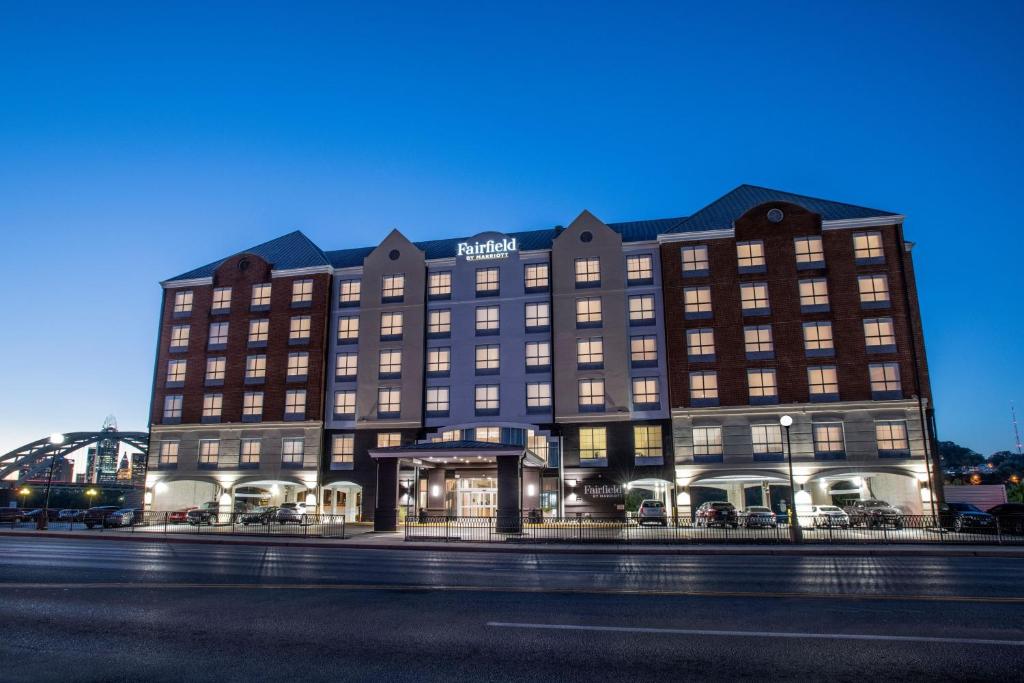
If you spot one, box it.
[990,451,1024,480]
[938,441,985,469]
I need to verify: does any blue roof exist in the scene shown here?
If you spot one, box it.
[668,184,898,233]
[167,230,330,281]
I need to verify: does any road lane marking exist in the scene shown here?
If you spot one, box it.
[3,582,1024,604]
[486,622,1024,646]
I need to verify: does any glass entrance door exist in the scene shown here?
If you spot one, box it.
[457,478,498,517]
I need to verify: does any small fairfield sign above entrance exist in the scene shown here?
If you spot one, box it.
[457,237,518,261]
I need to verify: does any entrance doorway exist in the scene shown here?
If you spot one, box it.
[457,477,497,517]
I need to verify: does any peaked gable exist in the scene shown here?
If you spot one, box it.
[165,230,330,282]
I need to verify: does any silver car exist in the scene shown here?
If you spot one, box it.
[636,499,667,526]
[742,506,778,528]
[810,505,850,528]
[275,502,308,525]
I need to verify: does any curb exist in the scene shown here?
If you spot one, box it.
[2,530,1024,558]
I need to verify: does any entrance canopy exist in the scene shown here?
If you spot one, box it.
[369,440,546,469]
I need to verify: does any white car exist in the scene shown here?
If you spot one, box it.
[636,500,667,526]
[809,505,850,529]
[275,502,308,525]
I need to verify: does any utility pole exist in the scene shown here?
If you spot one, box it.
[1013,403,1023,456]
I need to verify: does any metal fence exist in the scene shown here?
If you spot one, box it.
[405,513,1024,545]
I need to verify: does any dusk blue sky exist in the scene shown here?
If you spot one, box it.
[1,1,1021,459]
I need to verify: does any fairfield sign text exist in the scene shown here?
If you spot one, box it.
[457,237,518,261]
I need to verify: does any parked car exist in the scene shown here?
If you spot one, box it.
[809,505,850,529]
[58,509,86,522]
[636,500,668,526]
[0,507,27,523]
[240,507,278,525]
[167,507,198,523]
[742,506,778,528]
[83,505,121,529]
[275,502,307,525]
[186,502,220,525]
[843,500,904,529]
[938,502,995,533]
[987,503,1024,535]
[25,508,63,522]
[695,501,739,528]
[107,508,144,528]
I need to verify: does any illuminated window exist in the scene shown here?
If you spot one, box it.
[853,231,884,262]
[579,427,607,462]
[163,395,182,420]
[159,441,178,465]
[634,425,663,461]
[740,282,770,313]
[736,240,765,269]
[630,335,657,365]
[686,328,715,359]
[858,275,890,306]
[475,267,499,295]
[813,423,845,457]
[331,434,354,465]
[744,325,773,356]
[282,437,304,465]
[284,389,306,417]
[338,280,360,305]
[575,257,601,286]
[287,352,308,379]
[576,337,603,367]
[208,321,229,348]
[291,279,313,305]
[747,369,777,401]
[626,254,653,284]
[475,345,500,372]
[475,385,499,412]
[527,432,550,462]
[248,319,269,345]
[337,316,358,342]
[692,427,722,459]
[476,427,500,443]
[869,362,901,395]
[525,302,550,330]
[525,341,551,369]
[251,283,272,309]
[382,274,405,301]
[876,420,910,455]
[798,278,830,310]
[689,371,718,402]
[629,295,655,324]
[379,349,402,377]
[576,297,602,326]
[289,316,311,342]
[198,439,219,465]
[380,312,403,339]
[864,317,896,351]
[751,424,783,457]
[212,287,231,312]
[245,354,267,381]
[173,290,193,315]
[377,432,401,448]
[334,390,355,416]
[803,321,834,354]
[202,394,222,419]
[378,387,401,416]
[684,286,712,317]
[578,379,604,410]
[166,360,186,384]
[426,387,450,414]
[428,272,451,298]
[336,352,357,378]
[205,357,225,382]
[632,377,659,407]
[475,306,499,334]
[526,382,551,409]
[681,245,709,274]
[794,236,824,266]
[427,347,450,374]
[808,366,839,397]
[240,439,261,465]
[242,392,263,418]
[170,325,190,351]
[429,309,451,336]
[524,263,549,290]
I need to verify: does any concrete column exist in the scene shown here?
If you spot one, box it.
[374,459,400,531]
[426,468,447,516]
[496,455,522,533]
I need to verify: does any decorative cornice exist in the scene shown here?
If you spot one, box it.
[161,277,213,289]
[271,265,333,278]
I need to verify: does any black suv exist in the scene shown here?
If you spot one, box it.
[843,500,904,529]
[938,502,995,533]
[695,501,739,528]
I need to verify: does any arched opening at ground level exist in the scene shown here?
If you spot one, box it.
[151,478,220,512]
[684,474,793,519]
[321,481,363,522]
[625,478,674,515]
[807,470,924,515]
[230,479,313,512]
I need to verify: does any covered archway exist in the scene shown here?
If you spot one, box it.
[230,477,314,512]
[321,481,362,521]
[686,472,793,517]
[150,475,220,512]
[806,467,924,514]
[625,478,674,516]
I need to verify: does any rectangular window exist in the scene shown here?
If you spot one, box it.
[869,362,902,396]
[475,267,499,295]
[579,427,607,463]
[282,437,304,465]
[626,254,653,284]
[170,325,190,351]
[876,420,910,456]
[575,257,600,286]
[428,272,451,298]
[166,360,186,384]
[427,347,451,374]
[528,432,550,463]
[291,279,313,305]
[689,371,718,402]
[380,312,403,339]
[338,280,361,305]
[173,290,193,315]
[205,357,225,382]
[334,390,356,416]
[163,395,182,419]
[632,377,659,407]
[287,352,308,379]
[747,369,778,401]
[751,424,784,458]
[803,321,834,354]
[692,426,723,460]
[382,274,405,301]
[240,439,261,465]
[331,434,354,466]
[245,354,267,381]
[634,425,663,462]
[208,321,229,348]
[198,439,219,465]
[475,385,499,412]
[289,316,311,342]
[526,382,552,409]
[799,278,830,310]
[337,316,359,342]
[285,389,306,417]
[630,335,658,365]
[576,337,603,367]
[686,328,715,359]
[736,240,765,269]
[683,286,712,317]
[335,353,357,378]
[681,245,709,274]
[525,341,551,369]
[378,388,401,416]
[475,306,499,334]
[808,366,839,398]
[858,274,890,306]
[744,325,773,357]
[813,423,846,458]
[202,393,222,419]
[629,294,655,324]
[251,283,272,309]
[576,297,602,326]
[428,309,451,336]
[426,387,450,414]
[212,287,231,312]
[475,427,500,443]
[248,319,269,345]
[242,392,263,418]
[853,231,885,262]
[159,441,179,465]
[525,302,550,330]
[794,236,825,266]
[524,262,550,290]
[740,282,770,313]
[377,432,401,448]
[578,379,604,410]
[475,345,500,373]
[864,317,896,351]
[379,349,402,377]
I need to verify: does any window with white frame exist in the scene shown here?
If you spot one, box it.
[170,325,190,350]
[285,389,306,416]
[632,377,659,406]
[212,287,231,312]
[426,387,449,413]
[167,360,186,384]
[578,379,604,408]
[334,390,355,416]
[526,382,552,409]
[240,439,261,465]
[744,325,773,354]
[579,427,607,462]
[751,424,783,456]
[740,282,770,312]
[337,316,359,341]
[525,302,550,329]
[475,345,499,371]
[869,362,901,393]
[335,352,357,378]
[378,387,400,415]
[331,434,354,465]
[173,290,193,315]
[163,395,182,419]
[690,371,718,401]
[251,283,272,308]
[428,309,451,335]
[575,257,600,285]
[289,316,311,342]
[208,321,229,347]
[876,420,909,453]
[813,423,845,456]
[803,321,834,352]
[634,425,663,460]
[524,263,549,290]
[686,328,715,358]
[379,349,402,376]
[864,317,896,349]
[630,335,657,363]
[858,274,890,305]
[794,236,824,265]
[853,231,884,261]
[747,369,777,399]
[382,274,405,300]
[684,286,712,315]
[380,312,403,338]
[428,272,451,298]
[798,278,830,308]
[159,441,179,465]
[475,267,499,294]
[377,432,401,448]
[629,295,655,323]
[287,352,308,378]
[576,337,603,366]
[475,306,498,333]
[808,366,839,396]
[526,341,551,368]
[338,280,360,304]
[242,391,263,417]
[202,394,222,418]
[198,439,219,465]
[737,240,765,269]
[475,385,499,411]
[249,319,269,344]
[245,354,266,380]
[291,279,313,304]
[692,426,722,458]
[681,245,709,273]
[282,437,304,465]
[627,254,653,283]
[576,297,602,325]
[476,427,500,443]
[427,347,450,374]
[205,357,225,382]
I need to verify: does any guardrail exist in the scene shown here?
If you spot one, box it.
[404,513,1024,545]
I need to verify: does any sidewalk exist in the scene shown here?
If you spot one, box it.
[3,526,1024,557]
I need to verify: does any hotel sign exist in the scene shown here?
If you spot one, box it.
[457,237,518,261]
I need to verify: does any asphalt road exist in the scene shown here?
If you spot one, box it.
[1,537,1022,682]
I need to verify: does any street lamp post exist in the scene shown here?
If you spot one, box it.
[86,488,98,509]
[36,433,65,530]
[779,415,803,544]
